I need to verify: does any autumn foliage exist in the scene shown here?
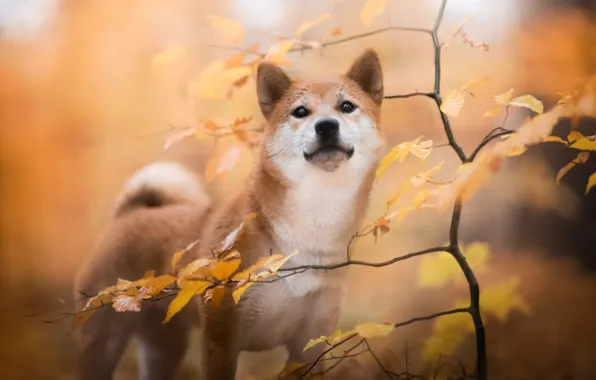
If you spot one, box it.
[65,0,596,379]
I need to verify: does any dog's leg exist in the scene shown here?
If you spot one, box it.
[285,289,345,377]
[75,307,135,380]
[200,294,240,380]
[136,303,193,380]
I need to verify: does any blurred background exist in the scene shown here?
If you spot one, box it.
[0,0,595,379]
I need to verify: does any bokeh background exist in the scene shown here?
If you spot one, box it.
[1,0,595,379]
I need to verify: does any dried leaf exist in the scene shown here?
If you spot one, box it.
[206,14,244,45]
[112,289,141,312]
[509,95,544,114]
[361,0,387,26]
[164,280,211,323]
[410,161,444,187]
[266,39,296,65]
[295,14,332,36]
[331,27,342,36]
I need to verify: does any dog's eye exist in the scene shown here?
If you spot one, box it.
[340,101,356,114]
[291,106,310,118]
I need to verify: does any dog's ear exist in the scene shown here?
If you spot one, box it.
[256,62,292,119]
[345,49,384,105]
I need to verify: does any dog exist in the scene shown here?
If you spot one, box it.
[74,48,385,380]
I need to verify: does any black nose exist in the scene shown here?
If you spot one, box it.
[314,118,339,141]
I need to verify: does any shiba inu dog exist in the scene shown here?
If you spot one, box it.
[74,48,384,380]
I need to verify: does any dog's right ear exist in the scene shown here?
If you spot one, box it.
[256,62,292,119]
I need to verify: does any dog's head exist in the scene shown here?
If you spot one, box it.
[256,49,384,182]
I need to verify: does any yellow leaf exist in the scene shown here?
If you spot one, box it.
[570,135,596,151]
[586,172,596,194]
[164,280,211,323]
[361,0,387,26]
[353,322,394,339]
[483,107,501,118]
[142,274,177,297]
[481,276,531,322]
[494,88,514,105]
[568,131,585,144]
[189,62,253,100]
[266,39,296,65]
[460,76,490,92]
[215,212,256,255]
[376,138,432,180]
[232,282,253,304]
[303,335,328,351]
[440,89,465,116]
[295,14,332,36]
[418,242,489,288]
[543,136,567,144]
[206,14,244,45]
[410,161,444,187]
[171,239,200,271]
[422,312,473,361]
[210,259,241,281]
[509,95,544,114]
[177,258,212,286]
[556,151,590,183]
[411,190,432,208]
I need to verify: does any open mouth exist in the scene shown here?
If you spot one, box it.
[303,144,355,161]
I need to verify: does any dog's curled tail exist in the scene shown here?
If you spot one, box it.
[112,161,211,217]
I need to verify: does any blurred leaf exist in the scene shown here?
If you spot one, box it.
[206,14,244,45]
[570,135,596,151]
[543,136,567,144]
[353,322,394,339]
[151,46,186,72]
[556,151,590,183]
[483,107,501,118]
[361,0,387,26]
[224,52,245,69]
[376,137,433,180]
[441,90,465,116]
[171,239,200,271]
[331,27,342,36]
[266,39,296,65]
[164,280,211,323]
[422,311,472,362]
[509,95,544,114]
[587,172,596,194]
[295,14,332,36]
[494,88,514,105]
[568,131,585,144]
[418,242,489,288]
[215,212,256,255]
[205,145,243,183]
[481,276,531,322]
[410,161,444,187]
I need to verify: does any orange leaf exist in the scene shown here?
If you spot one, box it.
[295,14,332,36]
[331,27,342,36]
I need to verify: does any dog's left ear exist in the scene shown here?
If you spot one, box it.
[345,49,384,105]
[256,62,292,119]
